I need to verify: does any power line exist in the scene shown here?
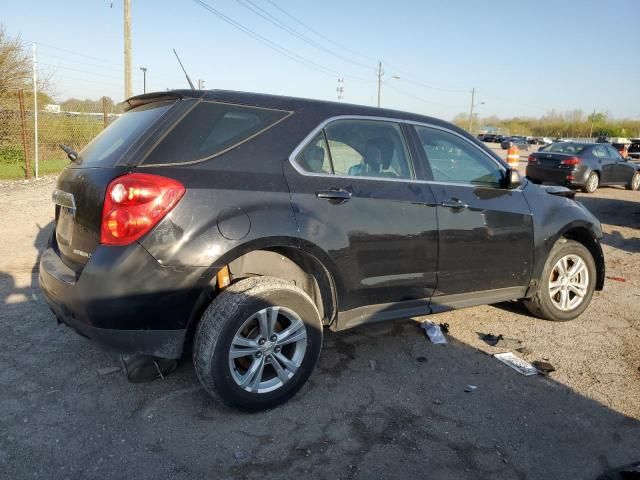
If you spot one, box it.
[236,0,374,71]
[191,0,372,83]
[27,40,117,65]
[265,0,376,63]
[264,0,468,94]
[37,61,122,81]
[38,52,124,73]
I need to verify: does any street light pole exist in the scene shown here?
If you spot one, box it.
[140,67,147,94]
[377,61,382,108]
[124,0,132,99]
[468,88,475,131]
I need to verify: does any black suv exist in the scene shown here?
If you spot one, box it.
[40,90,605,410]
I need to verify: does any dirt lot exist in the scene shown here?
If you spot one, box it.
[0,171,639,480]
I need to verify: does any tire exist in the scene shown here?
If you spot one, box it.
[626,171,640,191]
[524,239,596,321]
[582,171,599,193]
[194,276,323,410]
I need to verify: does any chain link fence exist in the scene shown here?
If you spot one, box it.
[0,90,121,179]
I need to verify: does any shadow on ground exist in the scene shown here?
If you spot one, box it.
[1,270,638,479]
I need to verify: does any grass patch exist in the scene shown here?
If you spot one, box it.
[0,159,68,180]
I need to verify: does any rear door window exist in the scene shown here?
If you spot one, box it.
[144,101,289,165]
[78,100,174,167]
[324,119,414,179]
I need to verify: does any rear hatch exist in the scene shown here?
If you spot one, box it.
[53,98,178,270]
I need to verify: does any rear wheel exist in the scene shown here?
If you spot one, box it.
[194,276,322,410]
[626,171,640,191]
[582,171,599,193]
[524,239,596,321]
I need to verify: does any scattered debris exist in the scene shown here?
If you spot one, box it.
[438,323,450,334]
[432,399,442,405]
[515,346,531,355]
[532,360,556,375]
[479,333,503,346]
[233,450,247,460]
[606,276,627,282]
[494,352,538,376]
[464,385,478,393]
[97,366,121,376]
[121,355,178,383]
[478,332,525,350]
[415,356,427,363]
[421,322,447,344]
[369,359,378,371]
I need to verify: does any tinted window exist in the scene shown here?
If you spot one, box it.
[606,145,623,160]
[324,120,413,179]
[629,143,640,153]
[145,102,288,165]
[546,143,587,154]
[78,100,174,167]
[592,145,608,158]
[296,133,332,173]
[415,126,504,186]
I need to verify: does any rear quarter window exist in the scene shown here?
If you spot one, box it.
[143,101,290,165]
[77,100,174,167]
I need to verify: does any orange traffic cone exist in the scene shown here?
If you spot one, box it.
[506,144,520,168]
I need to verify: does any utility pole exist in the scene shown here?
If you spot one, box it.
[468,88,476,131]
[377,61,383,108]
[124,0,132,99]
[198,79,205,90]
[140,67,147,93]
[336,77,344,101]
[32,43,39,179]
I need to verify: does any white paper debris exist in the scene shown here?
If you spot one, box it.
[494,352,538,376]
[421,322,447,344]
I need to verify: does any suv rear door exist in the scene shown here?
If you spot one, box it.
[410,124,534,307]
[284,118,438,315]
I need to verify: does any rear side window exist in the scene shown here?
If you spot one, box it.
[144,101,289,165]
[78,100,174,167]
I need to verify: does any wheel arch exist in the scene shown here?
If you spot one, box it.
[561,226,605,291]
[184,239,340,341]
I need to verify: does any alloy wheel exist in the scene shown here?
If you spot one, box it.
[228,306,307,393]
[548,254,589,311]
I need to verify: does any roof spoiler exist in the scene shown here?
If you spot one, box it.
[123,91,184,111]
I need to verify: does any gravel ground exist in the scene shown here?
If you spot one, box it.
[0,173,638,480]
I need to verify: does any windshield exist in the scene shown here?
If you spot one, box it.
[77,100,174,167]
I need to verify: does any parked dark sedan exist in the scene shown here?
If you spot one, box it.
[40,89,606,410]
[527,142,640,193]
[500,135,529,151]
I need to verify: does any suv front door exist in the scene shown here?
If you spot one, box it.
[411,125,534,309]
[284,118,438,321]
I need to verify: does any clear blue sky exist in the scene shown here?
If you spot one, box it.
[3,0,639,120]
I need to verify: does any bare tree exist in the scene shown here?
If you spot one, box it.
[0,24,52,97]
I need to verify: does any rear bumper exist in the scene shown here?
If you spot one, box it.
[526,164,589,187]
[39,240,208,359]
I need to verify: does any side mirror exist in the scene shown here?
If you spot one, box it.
[503,168,521,189]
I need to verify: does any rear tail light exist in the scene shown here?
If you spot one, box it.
[528,155,537,163]
[100,173,185,246]
[561,157,581,166]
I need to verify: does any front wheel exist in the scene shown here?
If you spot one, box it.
[194,276,323,410]
[524,239,596,321]
[582,171,599,193]
[626,171,640,191]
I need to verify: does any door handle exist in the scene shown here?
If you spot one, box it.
[316,188,352,201]
[441,199,468,209]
